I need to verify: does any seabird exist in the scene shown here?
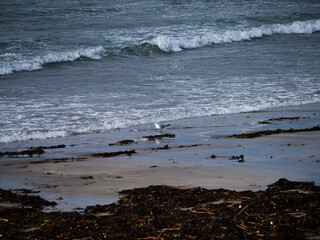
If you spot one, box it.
[154,122,170,130]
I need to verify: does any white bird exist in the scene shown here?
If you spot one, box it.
[154,122,170,130]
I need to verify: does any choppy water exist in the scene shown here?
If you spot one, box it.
[1,0,320,143]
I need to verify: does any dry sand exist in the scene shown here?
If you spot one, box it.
[0,103,319,211]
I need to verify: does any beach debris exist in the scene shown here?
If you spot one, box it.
[258,121,272,124]
[269,116,310,121]
[91,150,137,158]
[109,140,135,146]
[37,184,58,189]
[0,188,56,209]
[13,189,41,195]
[229,126,320,138]
[229,155,245,163]
[0,179,320,239]
[80,176,94,180]
[151,144,170,150]
[0,147,45,158]
[31,157,87,164]
[151,144,203,151]
[288,212,307,218]
[32,145,66,149]
[143,134,175,141]
[209,154,245,163]
[0,145,66,158]
[258,116,310,124]
[45,170,57,175]
[177,144,202,148]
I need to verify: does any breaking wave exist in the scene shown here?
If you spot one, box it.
[0,46,105,75]
[147,19,320,52]
[1,20,319,75]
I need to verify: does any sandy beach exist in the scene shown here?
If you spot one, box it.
[1,1,320,238]
[1,103,319,211]
[1,103,320,239]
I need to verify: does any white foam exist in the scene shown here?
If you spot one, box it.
[0,53,21,57]
[1,96,319,143]
[0,46,105,75]
[0,130,68,143]
[148,19,320,52]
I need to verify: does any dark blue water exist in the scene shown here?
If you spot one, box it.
[1,0,320,142]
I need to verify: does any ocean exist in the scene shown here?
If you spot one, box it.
[1,0,320,143]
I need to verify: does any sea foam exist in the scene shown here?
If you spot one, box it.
[148,19,320,52]
[0,46,105,75]
[0,130,68,143]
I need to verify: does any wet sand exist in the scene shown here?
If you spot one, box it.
[0,103,320,211]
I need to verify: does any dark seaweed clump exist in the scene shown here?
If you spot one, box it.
[152,144,171,150]
[0,145,66,158]
[230,126,320,138]
[109,140,135,146]
[0,189,56,209]
[91,150,136,158]
[0,148,45,158]
[143,134,175,141]
[0,179,319,239]
[152,144,201,151]
[34,145,66,149]
[258,116,310,124]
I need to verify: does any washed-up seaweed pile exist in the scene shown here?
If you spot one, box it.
[0,145,66,158]
[229,126,320,138]
[0,179,319,239]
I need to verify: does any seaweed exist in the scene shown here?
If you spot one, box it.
[1,179,319,239]
[143,134,175,141]
[259,116,310,124]
[109,140,135,146]
[230,126,320,139]
[0,148,45,158]
[91,150,137,158]
[0,145,66,158]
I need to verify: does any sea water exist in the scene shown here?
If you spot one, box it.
[1,0,320,143]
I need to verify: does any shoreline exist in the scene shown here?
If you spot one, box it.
[0,102,320,211]
[1,101,320,147]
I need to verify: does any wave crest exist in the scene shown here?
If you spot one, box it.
[1,19,319,75]
[0,46,105,75]
[147,19,320,52]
